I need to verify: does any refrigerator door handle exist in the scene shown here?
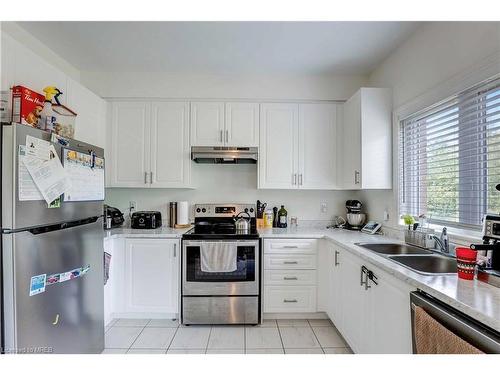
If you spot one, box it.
[3,216,101,235]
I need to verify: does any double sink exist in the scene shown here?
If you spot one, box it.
[355,243,457,275]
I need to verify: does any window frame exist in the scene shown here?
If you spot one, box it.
[397,74,500,232]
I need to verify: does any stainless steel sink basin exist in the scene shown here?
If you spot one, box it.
[356,242,433,255]
[388,255,457,274]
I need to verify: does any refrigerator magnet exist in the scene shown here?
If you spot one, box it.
[29,274,46,296]
[46,273,61,285]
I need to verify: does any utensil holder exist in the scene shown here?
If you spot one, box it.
[405,228,434,249]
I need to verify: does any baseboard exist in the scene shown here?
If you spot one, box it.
[263,312,328,320]
[111,312,179,320]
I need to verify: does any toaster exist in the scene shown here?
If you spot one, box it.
[131,211,162,229]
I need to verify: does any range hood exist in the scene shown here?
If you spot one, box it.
[191,146,258,164]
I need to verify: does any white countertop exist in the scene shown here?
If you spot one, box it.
[104,226,192,239]
[103,225,500,332]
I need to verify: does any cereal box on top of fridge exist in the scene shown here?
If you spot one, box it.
[11,85,45,127]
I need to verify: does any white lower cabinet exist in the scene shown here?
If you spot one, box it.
[263,239,318,313]
[124,239,179,314]
[323,241,414,354]
[105,237,180,319]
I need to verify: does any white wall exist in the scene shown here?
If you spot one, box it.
[81,71,366,101]
[1,23,107,148]
[86,71,369,221]
[359,21,500,229]
[105,164,358,224]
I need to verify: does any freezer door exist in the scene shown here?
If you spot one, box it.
[3,218,104,354]
[2,124,104,230]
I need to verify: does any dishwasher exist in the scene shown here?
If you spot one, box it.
[410,291,500,353]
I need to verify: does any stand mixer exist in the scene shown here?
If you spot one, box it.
[345,200,366,231]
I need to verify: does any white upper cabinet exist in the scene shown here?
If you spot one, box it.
[225,102,259,147]
[298,103,338,189]
[340,88,392,189]
[150,101,191,188]
[259,102,338,190]
[190,101,259,147]
[259,103,298,189]
[190,101,225,146]
[107,100,191,188]
[109,101,151,187]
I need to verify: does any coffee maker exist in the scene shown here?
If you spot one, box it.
[345,200,366,231]
[470,214,500,287]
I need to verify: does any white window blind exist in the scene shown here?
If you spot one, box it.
[399,76,500,229]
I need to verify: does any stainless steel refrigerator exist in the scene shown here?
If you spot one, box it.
[1,123,105,354]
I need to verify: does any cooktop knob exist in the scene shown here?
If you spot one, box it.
[196,208,201,213]
[202,208,206,213]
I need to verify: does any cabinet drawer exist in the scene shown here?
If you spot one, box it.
[264,254,317,270]
[264,270,317,286]
[264,239,318,254]
[264,286,317,313]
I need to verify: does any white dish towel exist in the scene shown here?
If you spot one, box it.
[200,242,237,273]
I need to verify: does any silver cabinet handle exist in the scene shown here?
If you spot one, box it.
[299,174,303,186]
[220,129,223,143]
[283,299,298,303]
[354,170,360,184]
[150,171,153,184]
[334,250,340,266]
[360,266,367,287]
[283,261,298,264]
[173,243,177,257]
[283,276,298,280]
[282,245,298,249]
[361,265,371,290]
[144,172,148,184]
[225,130,228,143]
[292,173,297,185]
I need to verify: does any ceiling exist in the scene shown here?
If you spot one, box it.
[17,21,421,75]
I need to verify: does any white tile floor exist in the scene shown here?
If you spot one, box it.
[104,318,353,354]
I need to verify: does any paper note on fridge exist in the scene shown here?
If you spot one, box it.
[18,145,44,201]
[25,134,51,160]
[23,145,70,204]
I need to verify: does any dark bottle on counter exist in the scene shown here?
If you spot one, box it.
[272,207,278,227]
[277,205,288,228]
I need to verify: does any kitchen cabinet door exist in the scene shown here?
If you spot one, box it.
[339,250,367,353]
[190,101,225,146]
[258,103,298,189]
[340,88,392,189]
[150,101,191,188]
[298,103,338,189]
[109,101,151,187]
[365,264,414,354]
[124,239,179,315]
[328,245,343,327]
[341,91,362,189]
[225,102,259,147]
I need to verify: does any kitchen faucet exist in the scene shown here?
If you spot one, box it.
[431,227,449,254]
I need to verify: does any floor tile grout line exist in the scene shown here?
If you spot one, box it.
[166,324,180,353]
[205,326,213,354]
[125,320,151,352]
[276,322,286,352]
[308,319,326,353]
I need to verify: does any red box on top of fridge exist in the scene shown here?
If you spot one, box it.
[11,85,45,127]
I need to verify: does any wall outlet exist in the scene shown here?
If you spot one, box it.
[129,201,137,212]
[320,202,328,213]
[383,210,389,221]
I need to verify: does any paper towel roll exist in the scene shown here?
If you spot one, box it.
[176,201,189,225]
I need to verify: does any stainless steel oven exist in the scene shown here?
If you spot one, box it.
[182,238,260,325]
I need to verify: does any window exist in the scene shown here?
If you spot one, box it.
[399,76,500,229]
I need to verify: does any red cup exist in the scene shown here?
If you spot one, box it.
[455,247,477,280]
